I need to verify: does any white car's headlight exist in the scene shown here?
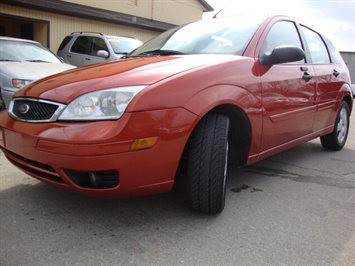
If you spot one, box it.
[58,85,148,121]
[12,79,32,89]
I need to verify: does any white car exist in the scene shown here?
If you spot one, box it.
[0,37,76,110]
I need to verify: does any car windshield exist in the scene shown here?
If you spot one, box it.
[108,37,142,54]
[130,16,263,56]
[0,39,62,63]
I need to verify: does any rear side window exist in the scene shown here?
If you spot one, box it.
[58,36,73,52]
[259,21,305,64]
[324,37,343,64]
[301,26,330,64]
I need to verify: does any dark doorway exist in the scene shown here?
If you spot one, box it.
[20,23,34,40]
[0,14,49,47]
[0,26,5,36]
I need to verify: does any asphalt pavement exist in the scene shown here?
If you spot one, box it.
[1,116,354,265]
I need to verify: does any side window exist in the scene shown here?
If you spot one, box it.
[260,21,305,64]
[324,37,343,64]
[71,36,90,54]
[301,26,330,64]
[90,37,108,56]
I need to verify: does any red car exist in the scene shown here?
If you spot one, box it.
[0,15,352,213]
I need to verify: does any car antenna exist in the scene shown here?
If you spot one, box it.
[212,1,231,18]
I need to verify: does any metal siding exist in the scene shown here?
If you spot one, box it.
[340,52,355,84]
[1,3,158,52]
[61,0,206,24]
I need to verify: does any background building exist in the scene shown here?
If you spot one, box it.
[0,0,213,52]
[340,52,355,95]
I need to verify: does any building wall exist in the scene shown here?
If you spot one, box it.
[1,3,159,52]
[62,0,206,25]
[340,52,355,85]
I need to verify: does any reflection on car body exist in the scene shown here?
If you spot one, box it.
[0,15,352,214]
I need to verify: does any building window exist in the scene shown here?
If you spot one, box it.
[128,0,138,6]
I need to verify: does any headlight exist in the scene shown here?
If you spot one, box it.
[58,85,148,121]
[12,79,32,89]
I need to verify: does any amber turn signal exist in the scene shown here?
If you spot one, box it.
[129,136,159,151]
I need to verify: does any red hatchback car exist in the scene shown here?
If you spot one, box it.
[0,15,352,213]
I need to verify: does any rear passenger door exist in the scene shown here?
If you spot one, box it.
[300,25,346,131]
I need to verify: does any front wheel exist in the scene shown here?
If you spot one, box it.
[320,101,350,151]
[186,113,230,214]
[0,95,4,111]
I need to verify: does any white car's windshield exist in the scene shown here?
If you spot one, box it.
[108,37,142,54]
[0,40,62,63]
[130,16,263,56]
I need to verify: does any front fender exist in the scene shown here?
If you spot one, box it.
[183,84,263,163]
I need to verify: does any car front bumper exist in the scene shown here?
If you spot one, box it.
[1,87,19,109]
[0,108,198,197]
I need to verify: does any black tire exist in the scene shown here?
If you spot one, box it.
[0,95,4,111]
[320,101,350,151]
[186,113,230,214]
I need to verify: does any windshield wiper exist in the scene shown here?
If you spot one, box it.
[137,49,185,56]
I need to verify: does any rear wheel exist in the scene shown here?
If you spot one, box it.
[186,113,230,214]
[320,101,350,151]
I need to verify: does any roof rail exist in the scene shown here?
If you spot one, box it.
[70,32,104,35]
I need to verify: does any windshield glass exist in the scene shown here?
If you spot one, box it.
[130,16,263,56]
[108,37,142,54]
[0,39,62,63]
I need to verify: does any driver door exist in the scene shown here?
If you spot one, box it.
[258,20,317,152]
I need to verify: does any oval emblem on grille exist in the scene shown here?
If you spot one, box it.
[19,103,30,114]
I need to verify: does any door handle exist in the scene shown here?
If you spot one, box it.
[333,69,340,77]
[85,57,91,61]
[302,72,313,81]
[67,55,71,58]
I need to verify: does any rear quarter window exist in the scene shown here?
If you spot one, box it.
[58,36,73,52]
[324,37,343,64]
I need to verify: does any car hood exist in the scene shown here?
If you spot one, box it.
[0,62,76,80]
[18,55,238,104]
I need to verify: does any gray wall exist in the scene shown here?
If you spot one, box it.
[340,52,355,84]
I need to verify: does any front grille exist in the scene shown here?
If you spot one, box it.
[9,98,66,122]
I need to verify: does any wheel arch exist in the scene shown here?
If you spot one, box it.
[342,94,353,115]
[338,83,353,114]
[209,104,251,166]
[182,104,252,168]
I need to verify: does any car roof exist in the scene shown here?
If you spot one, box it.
[0,36,41,44]
[69,32,138,40]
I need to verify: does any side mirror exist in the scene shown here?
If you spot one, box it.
[97,50,109,58]
[260,46,305,66]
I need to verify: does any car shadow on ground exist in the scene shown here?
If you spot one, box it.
[1,140,354,266]
[1,140,354,224]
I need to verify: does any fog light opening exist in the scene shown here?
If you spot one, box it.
[65,169,119,189]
